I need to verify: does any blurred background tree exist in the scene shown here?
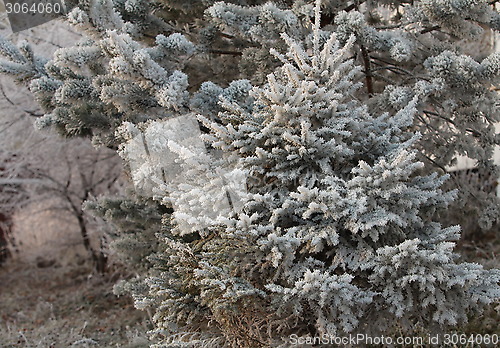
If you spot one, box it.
[0,19,124,271]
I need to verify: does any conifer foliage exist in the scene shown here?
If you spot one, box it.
[1,0,500,347]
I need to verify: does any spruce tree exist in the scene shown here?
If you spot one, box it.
[2,0,499,227]
[1,0,499,346]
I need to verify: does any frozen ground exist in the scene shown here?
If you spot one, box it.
[0,261,151,348]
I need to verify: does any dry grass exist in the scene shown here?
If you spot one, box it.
[0,261,151,348]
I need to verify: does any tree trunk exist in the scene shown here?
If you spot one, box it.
[0,212,11,265]
[76,213,107,273]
